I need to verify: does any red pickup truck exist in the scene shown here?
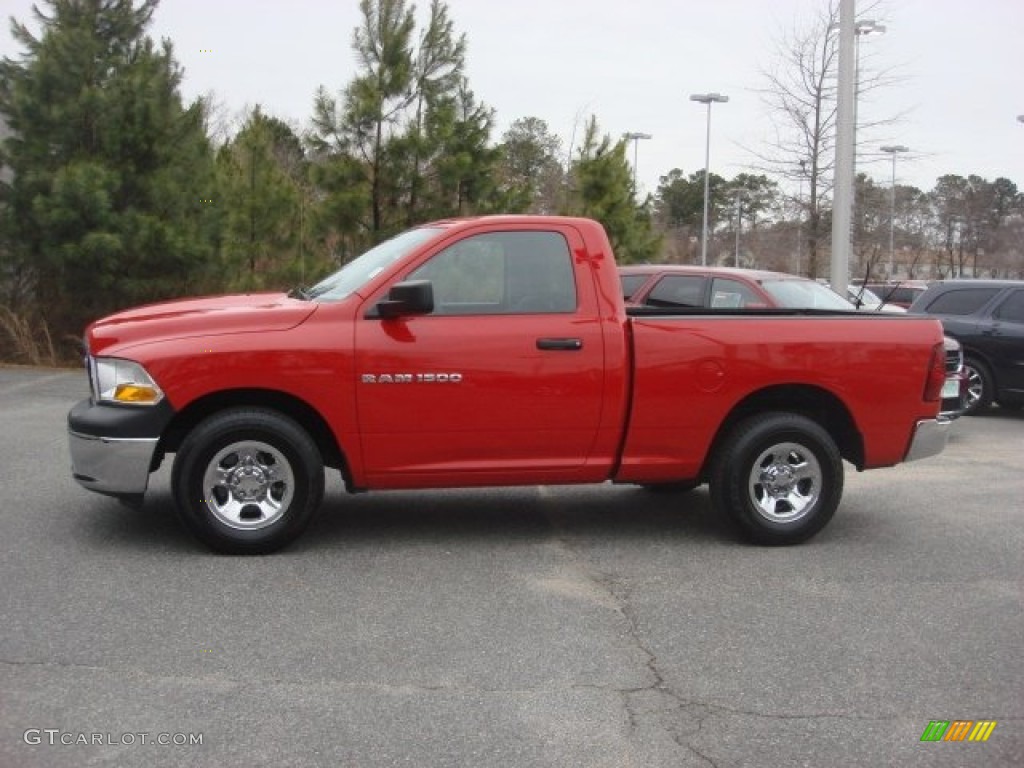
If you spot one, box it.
[69,216,950,553]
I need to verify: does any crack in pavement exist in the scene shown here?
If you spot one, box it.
[539,500,717,766]
[535,500,969,768]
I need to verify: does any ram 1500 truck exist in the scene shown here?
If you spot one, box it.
[68,216,950,553]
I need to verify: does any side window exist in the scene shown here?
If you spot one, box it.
[410,236,504,313]
[993,290,1024,324]
[710,278,762,308]
[620,274,648,301]
[924,288,1000,316]
[408,231,576,315]
[644,275,707,308]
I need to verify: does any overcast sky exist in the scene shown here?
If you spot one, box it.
[3,0,1022,197]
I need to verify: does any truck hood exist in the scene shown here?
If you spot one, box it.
[87,293,318,356]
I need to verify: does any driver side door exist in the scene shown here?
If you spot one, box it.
[353,225,607,487]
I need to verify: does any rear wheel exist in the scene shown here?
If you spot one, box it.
[711,413,843,545]
[172,408,324,554]
[962,357,993,415]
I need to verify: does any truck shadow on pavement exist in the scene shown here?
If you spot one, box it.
[77,483,755,554]
[306,484,739,551]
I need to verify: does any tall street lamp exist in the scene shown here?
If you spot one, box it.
[881,144,909,278]
[690,93,728,266]
[795,158,807,275]
[732,189,749,267]
[852,20,885,264]
[622,132,652,193]
[830,20,885,168]
[853,20,885,145]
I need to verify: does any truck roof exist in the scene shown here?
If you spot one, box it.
[419,214,606,231]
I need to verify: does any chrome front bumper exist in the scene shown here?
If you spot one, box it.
[904,418,951,463]
[67,397,173,501]
[69,431,159,496]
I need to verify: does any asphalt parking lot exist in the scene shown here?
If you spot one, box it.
[1,366,1021,767]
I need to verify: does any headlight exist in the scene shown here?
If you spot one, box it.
[92,358,164,406]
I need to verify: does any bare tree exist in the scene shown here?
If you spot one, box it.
[929,175,1023,278]
[751,1,902,277]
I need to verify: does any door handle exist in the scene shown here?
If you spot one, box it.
[536,337,583,351]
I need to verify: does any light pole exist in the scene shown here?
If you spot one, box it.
[622,132,652,191]
[853,21,885,147]
[830,0,855,296]
[881,144,909,278]
[690,93,728,265]
[794,157,802,274]
[830,20,885,169]
[732,189,749,267]
[829,12,884,293]
[851,20,885,267]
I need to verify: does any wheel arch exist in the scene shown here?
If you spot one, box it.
[961,346,998,384]
[157,389,350,484]
[703,384,864,476]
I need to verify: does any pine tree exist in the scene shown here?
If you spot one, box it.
[309,0,498,254]
[426,80,500,217]
[405,0,465,225]
[0,0,217,347]
[310,0,416,241]
[569,118,659,263]
[217,107,312,290]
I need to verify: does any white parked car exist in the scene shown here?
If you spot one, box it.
[821,282,907,313]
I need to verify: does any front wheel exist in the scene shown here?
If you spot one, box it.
[172,408,325,554]
[711,413,843,545]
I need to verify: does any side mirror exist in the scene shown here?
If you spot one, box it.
[375,280,434,319]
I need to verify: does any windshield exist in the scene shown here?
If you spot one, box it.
[761,279,856,310]
[306,226,445,302]
[851,286,883,306]
[847,286,888,307]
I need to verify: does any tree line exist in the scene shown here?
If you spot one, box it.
[653,168,1023,284]
[1,0,1021,365]
[0,0,661,363]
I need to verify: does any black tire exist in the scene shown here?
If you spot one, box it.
[962,357,993,416]
[710,412,843,545]
[172,408,324,554]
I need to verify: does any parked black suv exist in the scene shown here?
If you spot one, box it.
[909,280,1024,414]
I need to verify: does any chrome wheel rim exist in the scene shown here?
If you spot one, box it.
[748,442,822,524]
[964,365,984,411]
[202,440,295,530]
